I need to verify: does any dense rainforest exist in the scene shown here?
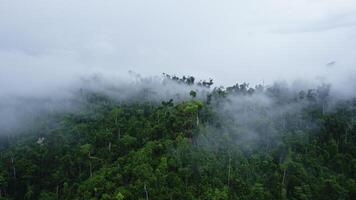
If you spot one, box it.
[0,75,355,200]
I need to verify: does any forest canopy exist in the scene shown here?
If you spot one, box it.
[0,74,355,200]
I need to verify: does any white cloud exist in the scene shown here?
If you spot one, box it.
[0,0,355,93]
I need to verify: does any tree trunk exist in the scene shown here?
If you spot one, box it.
[345,124,351,144]
[227,153,231,188]
[282,169,287,186]
[11,156,16,179]
[89,152,92,177]
[89,161,92,178]
[144,183,149,200]
[196,113,199,127]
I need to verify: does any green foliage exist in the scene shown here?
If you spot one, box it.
[0,83,356,200]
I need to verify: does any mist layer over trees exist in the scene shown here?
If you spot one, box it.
[0,74,355,199]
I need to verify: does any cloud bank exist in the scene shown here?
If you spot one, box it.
[1,0,356,96]
[1,0,356,134]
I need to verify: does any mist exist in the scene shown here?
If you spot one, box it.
[1,0,356,134]
[1,0,356,92]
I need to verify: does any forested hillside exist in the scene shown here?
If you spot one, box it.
[0,75,355,200]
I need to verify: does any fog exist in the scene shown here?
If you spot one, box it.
[1,1,356,133]
[1,0,356,96]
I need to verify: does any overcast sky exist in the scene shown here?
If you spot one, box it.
[1,0,356,96]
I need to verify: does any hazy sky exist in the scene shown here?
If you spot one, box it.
[1,0,356,96]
